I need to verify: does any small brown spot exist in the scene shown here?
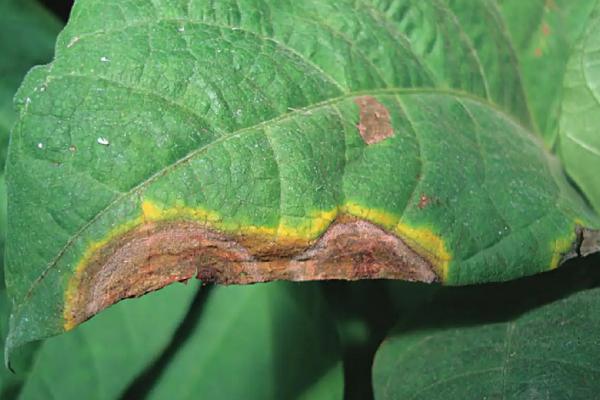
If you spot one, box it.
[418,194,429,209]
[534,47,543,57]
[354,96,394,145]
[542,22,551,36]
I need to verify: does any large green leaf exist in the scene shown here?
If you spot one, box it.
[372,259,600,399]
[17,282,198,400]
[557,5,600,214]
[146,282,342,400]
[6,0,600,354]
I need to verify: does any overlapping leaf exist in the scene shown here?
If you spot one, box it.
[498,0,598,144]
[146,283,342,400]
[558,5,600,213]
[373,260,600,399]
[17,283,198,400]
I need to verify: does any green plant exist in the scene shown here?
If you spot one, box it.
[2,0,600,398]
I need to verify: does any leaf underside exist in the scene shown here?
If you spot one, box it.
[373,283,600,399]
[5,0,600,354]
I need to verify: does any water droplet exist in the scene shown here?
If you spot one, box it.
[100,56,110,62]
[97,137,110,145]
[178,26,185,32]
[37,143,44,149]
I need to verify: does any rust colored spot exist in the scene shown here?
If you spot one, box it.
[534,47,543,57]
[64,217,438,328]
[354,96,394,145]
[542,22,551,36]
[418,194,429,209]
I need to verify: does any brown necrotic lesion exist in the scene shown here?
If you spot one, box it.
[354,96,394,145]
[63,217,437,329]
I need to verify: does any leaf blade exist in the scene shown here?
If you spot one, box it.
[6,0,600,353]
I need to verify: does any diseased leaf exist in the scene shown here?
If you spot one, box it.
[0,0,62,394]
[373,261,600,399]
[498,0,597,144]
[558,5,600,214]
[5,0,600,355]
[17,282,198,400]
[146,282,342,400]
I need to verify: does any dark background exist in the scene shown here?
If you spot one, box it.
[39,0,74,22]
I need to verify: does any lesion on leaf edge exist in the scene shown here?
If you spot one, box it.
[62,200,452,331]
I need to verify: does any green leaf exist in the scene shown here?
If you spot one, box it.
[17,282,198,400]
[146,282,342,400]
[5,0,600,354]
[0,1,62,394]
[373,262,600,399]
[322,280,440,399]
[498,0,597,144]
[373,0,532,127]
[557,5,600,214]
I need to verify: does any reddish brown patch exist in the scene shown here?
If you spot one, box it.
[65,218,438,327]
[418,194,430,209]
[542,22,551,36]
[534,47,543,57]
[354,96,394,145]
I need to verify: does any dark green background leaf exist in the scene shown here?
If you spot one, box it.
[17,282,198,400]
[373,255,600,399]
[145,282,342,400]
